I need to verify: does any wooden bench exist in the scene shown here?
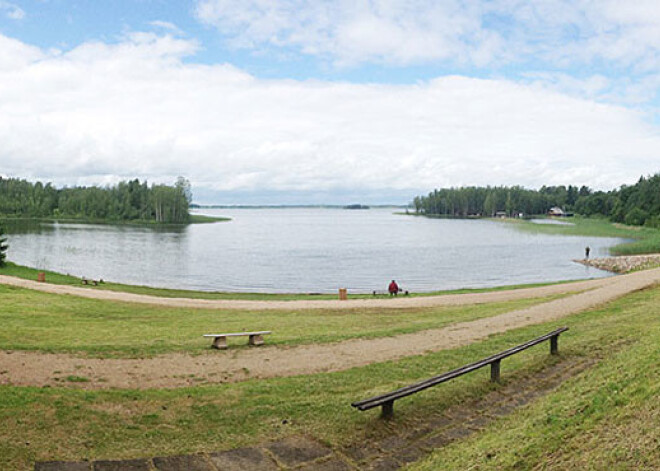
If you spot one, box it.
[81,278,103,286]
[352,327,568,418]
[203,331,272,350]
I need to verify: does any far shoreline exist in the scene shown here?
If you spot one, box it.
[0,214,230,226]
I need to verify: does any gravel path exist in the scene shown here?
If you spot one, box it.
[2,268,659,390]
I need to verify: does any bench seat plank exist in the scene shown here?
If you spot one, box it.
[203,331,272,349]
[203,331,271,338]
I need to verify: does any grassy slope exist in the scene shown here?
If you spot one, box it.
[500,216,660,255]
[0,285,658,470]
[0,262,583,301]
[0,284,563,357]
[411,288,660,470]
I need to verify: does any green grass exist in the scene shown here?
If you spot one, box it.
[0,261,585,301]
[411,289,660,470]
[0,214,230,225]
[499,215,660,255]
[0,284,564,357]
[1,284,658,470]
[188,214,230,223]
[63,375,90,383]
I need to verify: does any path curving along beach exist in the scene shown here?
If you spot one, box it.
[0,272,624,310]
[1,268,659,390]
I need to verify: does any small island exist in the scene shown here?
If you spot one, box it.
[343,204,370,210]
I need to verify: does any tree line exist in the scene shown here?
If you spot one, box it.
[412,172,660,228]
[0,177,192,224]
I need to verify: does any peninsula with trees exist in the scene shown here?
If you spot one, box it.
[412,172,660,228]
[0,176,226,224]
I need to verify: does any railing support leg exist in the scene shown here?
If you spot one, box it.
[381,400,394,419]
[490,360,501,382]
[550,335,559,355]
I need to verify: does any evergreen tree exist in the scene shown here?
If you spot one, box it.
[0,226,7,267]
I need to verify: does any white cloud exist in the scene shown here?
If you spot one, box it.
[149,20,185,36]
[195,0,503,66]
[0,32,658,201]
[0,1,24,20]
[194,0,660,71]
[0,34,44,70]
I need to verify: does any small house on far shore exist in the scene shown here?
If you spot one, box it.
[548,206,564,216]
[548,206,574,217]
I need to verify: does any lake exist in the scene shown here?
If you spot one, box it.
[4,208,624,293]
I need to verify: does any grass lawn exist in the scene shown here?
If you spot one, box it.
[411,288,660,470]
[0,261,585,301]
[0,285,658,470]
[500,215,660,255]
[0,284,565,357]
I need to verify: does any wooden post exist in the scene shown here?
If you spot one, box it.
[212,336,228,350]
[249,334,264,346]
[37,272,45,282]
[338,288,348,300]
[381,400,394,419]
[490,360,501,382]
[550,335,559,355]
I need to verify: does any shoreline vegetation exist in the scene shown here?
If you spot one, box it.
[497,216,660,255]
[411,171,660,255]
[0,176,223,225]
[401,212,660,256]
[0,213,230,225]
[0,261,587,301]
[412,173,660,228]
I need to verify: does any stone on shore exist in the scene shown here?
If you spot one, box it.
[575,254,660,273]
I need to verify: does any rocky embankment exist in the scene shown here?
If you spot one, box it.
[575,254,660,273]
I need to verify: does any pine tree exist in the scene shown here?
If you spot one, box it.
[0,226,7,267]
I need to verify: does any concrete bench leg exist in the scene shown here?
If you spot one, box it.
[212,336,227,349]
[249,334,264,346]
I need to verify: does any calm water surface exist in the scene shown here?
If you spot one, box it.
[5,208,624,293]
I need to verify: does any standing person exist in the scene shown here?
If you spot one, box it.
[585,246,591,259]
[388,280,399,296]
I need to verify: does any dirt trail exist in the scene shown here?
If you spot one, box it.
[2,268,659,390]
[0,273,619,310]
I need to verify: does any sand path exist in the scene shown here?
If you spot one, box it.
[2,268,659,390]
[0,273,622,310]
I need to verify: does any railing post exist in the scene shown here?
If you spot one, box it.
[490,359,501,382]
[381,400,394,419]
[550,335,559,355]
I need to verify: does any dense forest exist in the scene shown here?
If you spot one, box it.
[0,177,192,224]
[412,172,660,228]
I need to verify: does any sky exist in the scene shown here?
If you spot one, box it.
[0,1,659,204]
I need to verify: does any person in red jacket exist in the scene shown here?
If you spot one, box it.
[388,280,399,296]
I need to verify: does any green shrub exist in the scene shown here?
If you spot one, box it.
[624,208,649,226]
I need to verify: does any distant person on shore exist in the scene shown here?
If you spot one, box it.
[585,246,591,259]
[388,280,400,296]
